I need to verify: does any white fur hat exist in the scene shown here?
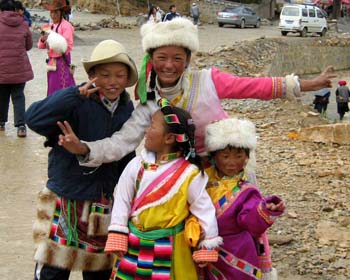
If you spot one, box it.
[206,118,257,175]
[141,18,199,53]
[205,118,257,152]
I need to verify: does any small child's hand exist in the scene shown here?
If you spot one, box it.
[79,78,100,97]
[197,262,208,268]
[266,201,285,212]
[57,121,90,155]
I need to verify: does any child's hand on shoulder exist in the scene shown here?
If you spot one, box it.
[266,200,285,212]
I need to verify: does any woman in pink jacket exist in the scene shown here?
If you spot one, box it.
[57,18,335,165]
[38,0,75,96]
[0,0,33,137]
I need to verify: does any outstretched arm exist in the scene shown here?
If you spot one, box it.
[299,66,336,91]
[212,65,336,101]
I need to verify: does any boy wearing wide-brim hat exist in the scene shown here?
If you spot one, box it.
[26,40,138,280]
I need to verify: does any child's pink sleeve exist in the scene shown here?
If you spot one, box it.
[61,22,74,54]
[211,67,285,100]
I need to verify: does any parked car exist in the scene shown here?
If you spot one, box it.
[278,4,328,37]
[217,5,261,28]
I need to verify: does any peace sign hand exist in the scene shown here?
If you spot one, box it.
[57,120,90,155]
[79,78,100,97]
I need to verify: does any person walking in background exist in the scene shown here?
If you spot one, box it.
[335,80,350,120]
[313,87,330,117]
[190,2,200,25]
[26,39,138,280]
[163,4,180,21]
[147,5,161,24]
[14,1,32,27]
[38,0,75,96]
[0,0,33,137]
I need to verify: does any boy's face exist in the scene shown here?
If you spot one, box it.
[214,147,248,178]
[90,62,129,101]
[151,46,190,88]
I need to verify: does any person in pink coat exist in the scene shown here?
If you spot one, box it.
[38,0,75,96]
[56,18,335,166]
[0,0,33,137]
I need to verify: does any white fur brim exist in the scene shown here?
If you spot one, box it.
[141,18,199,52]
[205,118,257,152]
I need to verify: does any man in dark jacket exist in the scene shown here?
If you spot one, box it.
[163,4,180,21]
[0,0,33,136]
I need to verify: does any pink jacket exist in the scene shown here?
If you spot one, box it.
[82,67,286,166]
[38,19,74,58]
[0,11,33,84]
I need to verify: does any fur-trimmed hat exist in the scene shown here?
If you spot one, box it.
[82,40,138,87]
[205,118,257,152]
[141,17,199,53]
[206,118,257,174]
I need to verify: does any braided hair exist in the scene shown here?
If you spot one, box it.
[158,98,203,172]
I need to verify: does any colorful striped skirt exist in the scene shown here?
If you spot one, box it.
[111,222,184,280]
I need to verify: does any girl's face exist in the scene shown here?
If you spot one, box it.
[50,9,62,24]
[214,147,248,178]
[90,62,129,101]
[145,110,170,153]
[151,46,190,88]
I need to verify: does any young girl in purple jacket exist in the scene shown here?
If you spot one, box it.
[203,118,285,280]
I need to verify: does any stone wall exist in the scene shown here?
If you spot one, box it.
[268,38,350,76]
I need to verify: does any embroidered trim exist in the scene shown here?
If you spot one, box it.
[257,202,276,225]
[218,247,262,279]
[49,198,105,253]
[90,203,110,214]
[214,181,254,219]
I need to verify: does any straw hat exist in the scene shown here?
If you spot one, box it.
[82,40,138,87]
[141,17,199,53]
[41,0,69,12]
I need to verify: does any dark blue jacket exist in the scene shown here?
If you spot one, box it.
[163,12,180,21]
[25,86,135,200]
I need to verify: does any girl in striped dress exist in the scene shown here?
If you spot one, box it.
[105,99,222,280]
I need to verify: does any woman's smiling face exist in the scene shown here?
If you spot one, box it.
[151,46,190,88]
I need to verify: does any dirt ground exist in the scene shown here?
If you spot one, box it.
[0,9,349,280]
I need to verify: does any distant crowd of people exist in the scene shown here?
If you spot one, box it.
[147,3,200,25]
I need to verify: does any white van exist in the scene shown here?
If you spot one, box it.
[278,4,328,37]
